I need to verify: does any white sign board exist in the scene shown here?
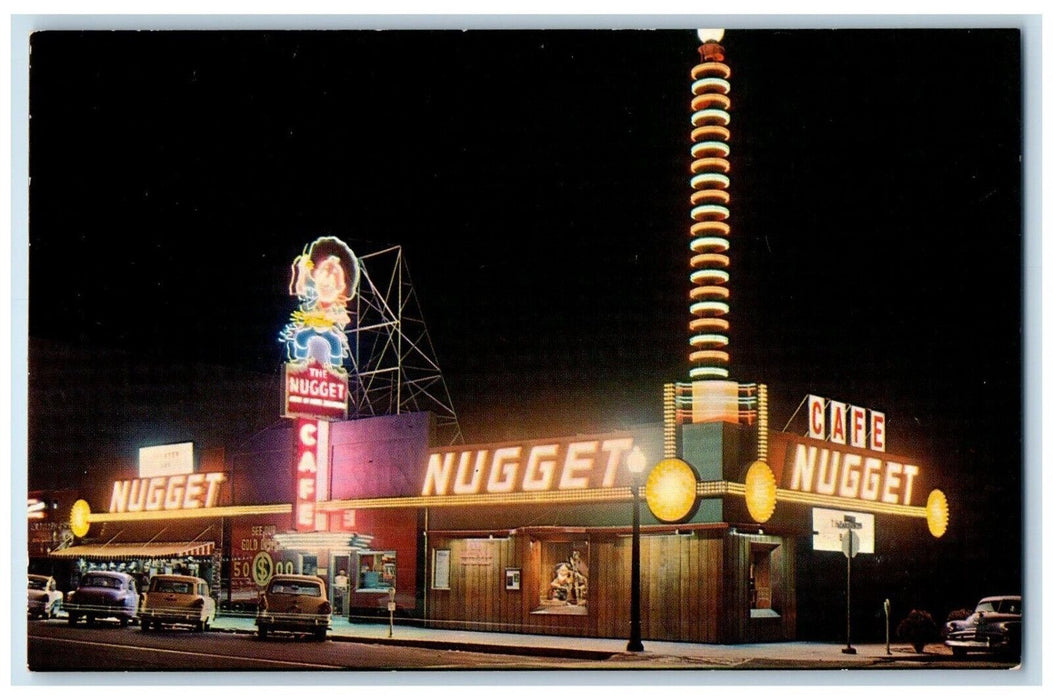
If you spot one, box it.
[139,442,194,478]
[812,507,875,554]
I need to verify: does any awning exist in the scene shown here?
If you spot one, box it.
[49,541,215,560]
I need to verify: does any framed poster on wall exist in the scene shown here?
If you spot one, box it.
[505,568,521,590]
[432,548,451,590]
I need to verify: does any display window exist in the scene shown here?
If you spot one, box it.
[532,540,588,616]
[356,550,395,591]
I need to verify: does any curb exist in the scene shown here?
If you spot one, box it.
[217,624,614,660]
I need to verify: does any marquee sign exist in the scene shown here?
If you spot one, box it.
[422,436,636,496]
[812,507,875,554]
[139,442,194,478]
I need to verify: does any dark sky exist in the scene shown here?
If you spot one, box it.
[27,29,1023,594]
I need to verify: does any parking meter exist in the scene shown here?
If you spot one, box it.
[884,598,891,654]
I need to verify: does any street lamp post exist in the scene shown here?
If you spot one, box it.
[626,446,646,652]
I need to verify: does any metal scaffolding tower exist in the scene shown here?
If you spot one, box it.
[346,245,463,446]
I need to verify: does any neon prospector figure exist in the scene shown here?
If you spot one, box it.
[281,236,360,367]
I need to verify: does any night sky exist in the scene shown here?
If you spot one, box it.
[26,29,1023,604]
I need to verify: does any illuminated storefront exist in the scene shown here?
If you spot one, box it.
[41,30,948,645]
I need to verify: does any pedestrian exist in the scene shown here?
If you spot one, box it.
[334,569,349,616]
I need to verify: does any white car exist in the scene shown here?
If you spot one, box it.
[28,574,63,619]
[140,574,217,632]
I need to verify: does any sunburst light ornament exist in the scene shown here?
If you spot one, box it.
[926,489,949,538]
[744,460,777,523]
[645,458,699,523]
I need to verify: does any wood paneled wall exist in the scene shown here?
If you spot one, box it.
[426,529,799,644]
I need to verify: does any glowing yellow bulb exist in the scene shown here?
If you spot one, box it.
[644,458,699,523]
[697,28,725,43]
[70,499,91,538]
[744,461,777,523]
[926,489,949,538]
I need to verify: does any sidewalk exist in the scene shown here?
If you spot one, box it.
[212,612,946,667]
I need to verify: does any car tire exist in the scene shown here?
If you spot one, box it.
[86,615,96,627]
[67,614,78,626]
[119,616,129,627]
[195,619,205,633]
[313,629,327,642]
[141,618,150,631]
[951,647,966,658]
[257,625,268,640]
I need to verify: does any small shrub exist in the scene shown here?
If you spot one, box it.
[946,608,972,623]
[897,609,939,653]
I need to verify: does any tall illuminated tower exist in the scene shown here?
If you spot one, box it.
[688,28,732,382]
[670,27,748,429]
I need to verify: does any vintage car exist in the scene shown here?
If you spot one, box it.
[65,570,140,627]
[255,574,331,641]
[28,574,64,619]
[140,574,216,632]
[943,595,1022,657]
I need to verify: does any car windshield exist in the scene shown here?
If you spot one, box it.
[151,580,192,594]
[977,599,1021,615]
[82,575,120,589]
[269,581,321,596]
[28,578,48,590]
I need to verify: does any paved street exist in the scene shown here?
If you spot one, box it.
[23,612,1023,675]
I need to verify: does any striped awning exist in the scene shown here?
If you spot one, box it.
[49,541,215,560]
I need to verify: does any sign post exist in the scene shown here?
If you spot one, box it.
[839,516,862,655]
[387,587,396,638]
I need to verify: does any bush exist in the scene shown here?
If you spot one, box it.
[946,608,972,623]
[896,609,939,653]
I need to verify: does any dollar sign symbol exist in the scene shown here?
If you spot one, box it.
[252,551,273,586]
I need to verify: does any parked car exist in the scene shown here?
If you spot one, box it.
[943,595,1022,658]
[65,571,140,627]
[140,574,216,632]
[255,574,331,641]
[28,574,63,619]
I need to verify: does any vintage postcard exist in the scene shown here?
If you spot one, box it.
[18,18,1031,681]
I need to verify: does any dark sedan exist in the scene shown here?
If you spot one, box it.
[943,595,1021,658]
[65,571,141,627]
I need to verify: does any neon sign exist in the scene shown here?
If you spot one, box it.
[422,437,635,496]
[284,360,349,421]
[279,236,358,421]
[108,473,226,513]
[807,394,885,452]
[294,419,329,531]
[280,236,360,369]
[782,440,919,506]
